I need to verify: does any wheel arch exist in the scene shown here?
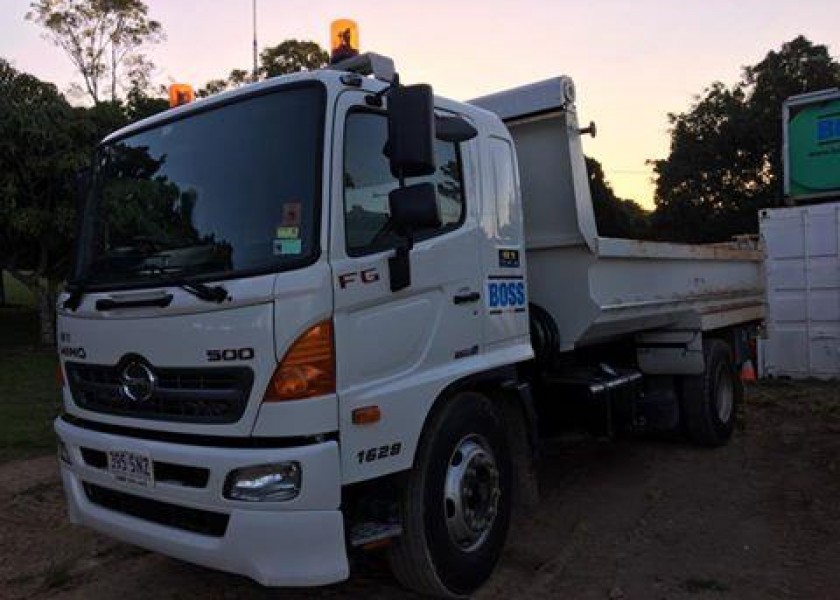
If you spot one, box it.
[412,366,540,507]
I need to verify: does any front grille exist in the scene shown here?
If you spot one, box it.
[79,447,210,488]
[66,361,253,424]
[83,482,229,537]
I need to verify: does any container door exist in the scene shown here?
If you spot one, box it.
[762,204,840,378]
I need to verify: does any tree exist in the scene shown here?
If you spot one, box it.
[586,157,650,239]
[0,58,168,344]
[651,37,840,243]
[26,0,164,104]
[0,60,88,343]
[198,40,328,97]
[260,40,329,78]
[124,84,169,120]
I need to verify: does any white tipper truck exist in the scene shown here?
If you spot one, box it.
[55,52,764,597]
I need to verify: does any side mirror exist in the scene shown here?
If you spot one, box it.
[387,84,436,180]
[389,182,441,232]
[386,183,440,293]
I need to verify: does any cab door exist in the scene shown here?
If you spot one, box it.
[330,91,483,483]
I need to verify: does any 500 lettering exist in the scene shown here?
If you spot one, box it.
[207,347,254,362]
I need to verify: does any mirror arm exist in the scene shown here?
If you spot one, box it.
[388,231,413,292]
[365,73,401,108]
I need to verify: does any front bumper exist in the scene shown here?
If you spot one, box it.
[55,417,349,587]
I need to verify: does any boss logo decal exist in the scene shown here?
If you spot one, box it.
[486,276,526,315]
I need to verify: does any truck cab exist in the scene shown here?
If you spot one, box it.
[56,61,532,594]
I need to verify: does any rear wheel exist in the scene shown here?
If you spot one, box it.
[680,338,742,446]
[388,392,511,598]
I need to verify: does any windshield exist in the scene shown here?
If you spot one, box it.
[75,83,325,289]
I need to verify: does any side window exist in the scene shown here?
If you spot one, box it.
[344,111,465,255]
[489,137,519,241]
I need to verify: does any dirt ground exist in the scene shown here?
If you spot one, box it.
[2,380,839,600]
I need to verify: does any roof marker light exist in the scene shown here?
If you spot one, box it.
[169,83,195,108]
[330,19,359,64]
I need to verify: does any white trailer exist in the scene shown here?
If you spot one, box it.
[759,202,840,378]
[54,54,764,598]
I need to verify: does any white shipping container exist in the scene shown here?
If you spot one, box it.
[759,202,840,378]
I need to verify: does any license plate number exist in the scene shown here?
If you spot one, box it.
[107,450,154,487]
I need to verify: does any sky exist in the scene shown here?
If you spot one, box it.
[2,0,839,208]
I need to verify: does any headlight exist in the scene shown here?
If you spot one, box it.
[223,462,301,502]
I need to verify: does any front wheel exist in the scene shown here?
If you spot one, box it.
[388,392,512,598]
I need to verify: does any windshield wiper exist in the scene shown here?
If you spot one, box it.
[68,272,229,310]
[127,264,230,303]
[63,280,88,311]
[172,278,230,303]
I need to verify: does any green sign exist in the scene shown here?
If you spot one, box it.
[788,97,840,199]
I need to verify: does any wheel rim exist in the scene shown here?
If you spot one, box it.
[715,368,734,423]
[443,434,501,552]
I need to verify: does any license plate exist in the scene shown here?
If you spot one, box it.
[107,450,154,487]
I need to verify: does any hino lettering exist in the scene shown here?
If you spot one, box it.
[54,29,763,598]
[59,347,86,359]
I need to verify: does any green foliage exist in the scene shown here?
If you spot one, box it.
[198,40,328,97]
[651,36,840,243]
[0,59,86,279]
[586,157,650,239]
[125,86,169,121]
[1,272,36,307]
[260,40,329,78]
[26,0,164,104]
[0,58,168,343]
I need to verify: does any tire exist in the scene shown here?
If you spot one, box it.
[388,392,512,598]
[528,303,559,365]
[679,338,742,446]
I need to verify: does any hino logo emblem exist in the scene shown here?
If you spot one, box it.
[120,361,157,402]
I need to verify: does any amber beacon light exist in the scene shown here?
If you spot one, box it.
[168,83,195,108]
[330,19,359,64]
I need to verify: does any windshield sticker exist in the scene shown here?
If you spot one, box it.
[498,248,520,268]
[276,226,299,239]
[273,238,302,256]
[281,202,302,226]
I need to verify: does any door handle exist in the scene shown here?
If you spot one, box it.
[453,292,481,305]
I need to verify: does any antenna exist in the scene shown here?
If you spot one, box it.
[252,0,258,81]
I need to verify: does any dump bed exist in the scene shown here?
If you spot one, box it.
[471,79,764,351]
